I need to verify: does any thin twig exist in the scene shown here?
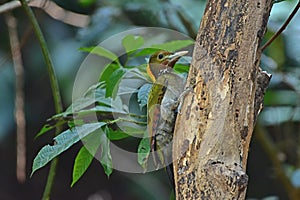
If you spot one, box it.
[19,0,63,199]
[0,0,23,13]
[0,26,32,71]
[0,0,90,27]
[261,1,300,51]
[30,0,90,27]
[5,12,26,183]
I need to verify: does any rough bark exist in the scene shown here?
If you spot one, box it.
[173,0,273,199]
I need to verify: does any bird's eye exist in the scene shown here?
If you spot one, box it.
[157,53,164,60]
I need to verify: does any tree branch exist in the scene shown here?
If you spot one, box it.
[173,0,273,199]
[0,0,90,27]
[5,12,27,183]
[0,0,23,13]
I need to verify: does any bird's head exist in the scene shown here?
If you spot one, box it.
[147,50,188,82]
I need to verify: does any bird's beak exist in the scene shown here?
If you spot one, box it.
[167,51,189,63]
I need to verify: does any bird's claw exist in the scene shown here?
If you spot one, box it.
[177,87,194,114]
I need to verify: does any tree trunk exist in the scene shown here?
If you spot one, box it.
[173,0,273,199]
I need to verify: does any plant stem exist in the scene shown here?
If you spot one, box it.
[19,0,63,199]
[42,159,58,200]
[261,1,300,51]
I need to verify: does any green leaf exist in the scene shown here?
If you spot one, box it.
[71,147,94,187]
[31,122,106,176]
[107,128,129,140]
[151,40,194,52]
[79,46,120,64]
[62,85,105,115]
[71,129,103,187]
[79,0,96,7]
[134,48,159,57]
[120,126,146,135]
[138,83,152,109]
[134,40,194,57]
[35,119,66,139]
[67,97,97,113]
[122,35,144,54]
[71,126,114,184]
[138,135,151,171]
[35,83,111,138]
[99,63,121,83]
[99,127,113,177]
[173,63,190,74]
[68,119,84,128]
[43,82,113,126]
[62,82,116,114]
[75,105,127,116]
[106,68,127,98]
[112,67,149,99]
[88,83,114,107]
[83,82,106,97]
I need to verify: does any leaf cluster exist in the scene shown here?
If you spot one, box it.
[32,35,193,186]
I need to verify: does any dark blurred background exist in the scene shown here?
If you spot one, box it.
[0,0,300,199]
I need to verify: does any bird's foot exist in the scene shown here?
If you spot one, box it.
[177,87,194,114]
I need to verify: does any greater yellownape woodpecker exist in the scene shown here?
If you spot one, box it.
[146,50,188,187]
